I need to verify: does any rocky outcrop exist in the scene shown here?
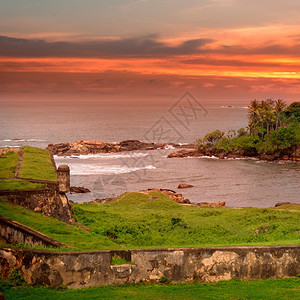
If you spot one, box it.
[70,186,91,194]
[178,183,194,189]
[47,140,195,156]
[198,201,226,208]
[168,144,300,162]
[144,188,190,204]
[275,202,300,207]
[168,149,198,158]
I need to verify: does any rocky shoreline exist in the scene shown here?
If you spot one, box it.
[168,144,300,162]
[47,140,194,156]
[80,188,227,207]
[46,139,300,162]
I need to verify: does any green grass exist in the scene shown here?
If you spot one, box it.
[0,179,45,191]
[0,151,19,178]
[0,198,117,251]
[111,254,135,265]
[18,146,57,181]
[71,191,300,249]
[1,278,299,300]
[0,191,299,251]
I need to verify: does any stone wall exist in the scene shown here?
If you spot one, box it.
[0,246,299,288]
[0,189,73,224]
[0,215,68,248]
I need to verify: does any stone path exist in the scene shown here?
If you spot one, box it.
[14,148,24,178]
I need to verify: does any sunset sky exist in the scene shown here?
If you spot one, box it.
[1,0,300,103]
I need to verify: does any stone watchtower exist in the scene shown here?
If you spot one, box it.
[57,165,70,193]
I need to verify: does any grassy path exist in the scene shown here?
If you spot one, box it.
[1,278,299,300]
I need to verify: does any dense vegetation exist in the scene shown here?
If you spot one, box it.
[1,192,299,250]
[1,277,299,300]
[196,100,300,155]
[19,146,57,181]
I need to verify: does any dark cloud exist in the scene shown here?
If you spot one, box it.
[217,44,300,56]
[1,35,300,59]
[0,35,213,58]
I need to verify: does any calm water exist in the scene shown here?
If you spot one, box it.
[1,99,299,207]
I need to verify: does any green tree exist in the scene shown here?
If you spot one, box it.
[274,99,286,130]
[284,102,300,123]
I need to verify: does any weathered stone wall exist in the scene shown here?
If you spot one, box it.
[0,246,299,288]
[0,189,73,224]
[0,215,68,248]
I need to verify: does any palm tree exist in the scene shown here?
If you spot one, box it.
[248,99,260,136]
[274,99,286,130]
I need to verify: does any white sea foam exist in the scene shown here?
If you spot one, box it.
[69,164,156,175]
[54,152,149,160]
[178,143,189,146]
[27,139,46,142]
[164,145,175,150]
[1,138,46,143]
[1,145,20,148]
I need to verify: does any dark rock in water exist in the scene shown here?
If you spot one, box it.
[70,186,91,193]
[178,183,194,189]
[89,198,114,204]
[167,149,197,158]
[47,139,164,156]
[119,140,156,151]
[275,202,291,207]
[259,154,276,161]
[274,202,300,207]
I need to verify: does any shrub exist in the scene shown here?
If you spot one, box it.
[215,137,234,152]
[263,122,300,152]
[203,130,224,146]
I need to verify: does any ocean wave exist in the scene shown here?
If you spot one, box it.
[0,138,46,142]
[164,145,175,150]
[54,152,149,160]
[27,139,46,142]
[220,105,248,109]
[0,145,20,148]
[69,164,156,175]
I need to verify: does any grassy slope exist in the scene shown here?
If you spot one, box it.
[0,191,299,250]
[0,180,45,191]
[18,146,57,181]
[0,151,18,178]
[72,191,300,248]
[1,278,299,300]
[0,198,117,251]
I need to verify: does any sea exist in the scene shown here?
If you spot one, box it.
[1,97,299,207]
